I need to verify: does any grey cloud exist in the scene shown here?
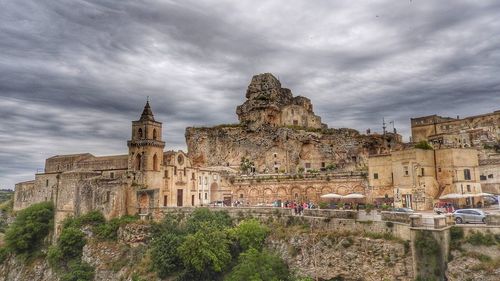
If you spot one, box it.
[1,0,500,188]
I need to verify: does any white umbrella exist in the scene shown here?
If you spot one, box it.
[439,193,466,200]
[471,192,493,197]
[320,193,343,199]
[342,193,366,199]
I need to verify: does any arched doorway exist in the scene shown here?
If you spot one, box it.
[210,182,218,202]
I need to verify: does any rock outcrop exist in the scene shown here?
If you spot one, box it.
[186,73,402,172]
[267,231,414,281]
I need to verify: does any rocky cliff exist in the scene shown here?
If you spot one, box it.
[186,124,401,173]
[186,73,402,172]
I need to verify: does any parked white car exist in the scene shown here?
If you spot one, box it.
[453,209,486,224]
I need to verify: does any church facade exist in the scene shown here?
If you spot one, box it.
[14,101,231,234]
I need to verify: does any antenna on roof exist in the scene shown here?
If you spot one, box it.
[382,118,386,135]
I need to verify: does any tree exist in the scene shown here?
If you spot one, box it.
[58,227,86,259]
[186,208,232,234]
[178,226,231,273]
[240,157,254,174]
[151,232,184,278]
[229,219,269,251]
[414,141,433,150]
[60,260,95,281]
[224,248,291,281]
[5,202,54,254]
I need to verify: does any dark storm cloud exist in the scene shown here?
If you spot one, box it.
[1,0,500,188]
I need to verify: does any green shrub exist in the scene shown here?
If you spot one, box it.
[224,248,291,281]
[5,202,54,254]
[185,208,232,234]
[414,141,433,150]
[60,260,95,281]
[95,215,138,240]
[449,226,464,250]
[47,245,63,268]
[228,219,269,251]
[151,232,184,278]
[466,231,497,246]
[62,211,106,229]
[178,226,231,273]
[59,227,86,258]
[0,247,10,264]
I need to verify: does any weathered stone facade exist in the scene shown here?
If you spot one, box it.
[411,111,500,148]
[368,148,483,210]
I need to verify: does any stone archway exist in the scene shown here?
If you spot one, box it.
[210,182,219,201]
[138,193,149,214]
[277,187,288,201]
[263,188,273,204]
[290,186,301,202]
[305,187,317,202]
[249,188,259,206]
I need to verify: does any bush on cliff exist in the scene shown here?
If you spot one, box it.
[178,224,232,274]
[151,232,184,278]
[186,208,232,233]
[60,260,95,281]
[5,201,54,255]
[224,248,291,281]
[228,218,270,251]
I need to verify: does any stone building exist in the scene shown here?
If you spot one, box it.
[410,111,500,148]
[478,154,500,194]
[368,148,483,210]
[14,101,228,233]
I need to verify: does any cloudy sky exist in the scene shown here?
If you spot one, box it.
[1,0,500,189]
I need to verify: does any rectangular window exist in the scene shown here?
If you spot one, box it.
[321,162,325,168]
[464,169,471,180]
[205,193,208,200]
[46,179,49,187]
[374,173,379,179]
[191,195,195,206]
[305,163,311,169]
[480,175,487,181]
[163,195,168,206]
[488,174,494,179]
[438,167,442,172]
[466,185,471,192]
[164,170,168,178]
[110,172,114,179]
[174,166,177,175]
[421,168,424,176]
[404,166,409,176]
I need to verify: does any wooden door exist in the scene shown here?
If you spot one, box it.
[177,189,183,207]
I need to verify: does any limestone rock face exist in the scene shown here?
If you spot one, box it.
[186,124,400,173]
[187,73,402,172]
[267,233,414,281]
[236,73,325,130]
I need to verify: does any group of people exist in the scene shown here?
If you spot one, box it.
[281,201,315,215]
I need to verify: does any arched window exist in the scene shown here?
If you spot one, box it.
[135,154,142,170]
[153,154,159,171]
[137,128,143,139]
[153,129,157,140]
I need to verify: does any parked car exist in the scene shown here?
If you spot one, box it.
[392,207,414,213]
[453,209,486,224]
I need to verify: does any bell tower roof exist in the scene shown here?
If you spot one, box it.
[140,100,155,121]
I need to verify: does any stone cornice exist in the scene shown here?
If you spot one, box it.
[127,139,165,148]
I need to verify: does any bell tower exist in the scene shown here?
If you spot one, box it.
[127,100,165,178]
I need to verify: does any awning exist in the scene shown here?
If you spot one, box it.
[343,193,366,199]
[439,193,466,199]
[320,193,343,199]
